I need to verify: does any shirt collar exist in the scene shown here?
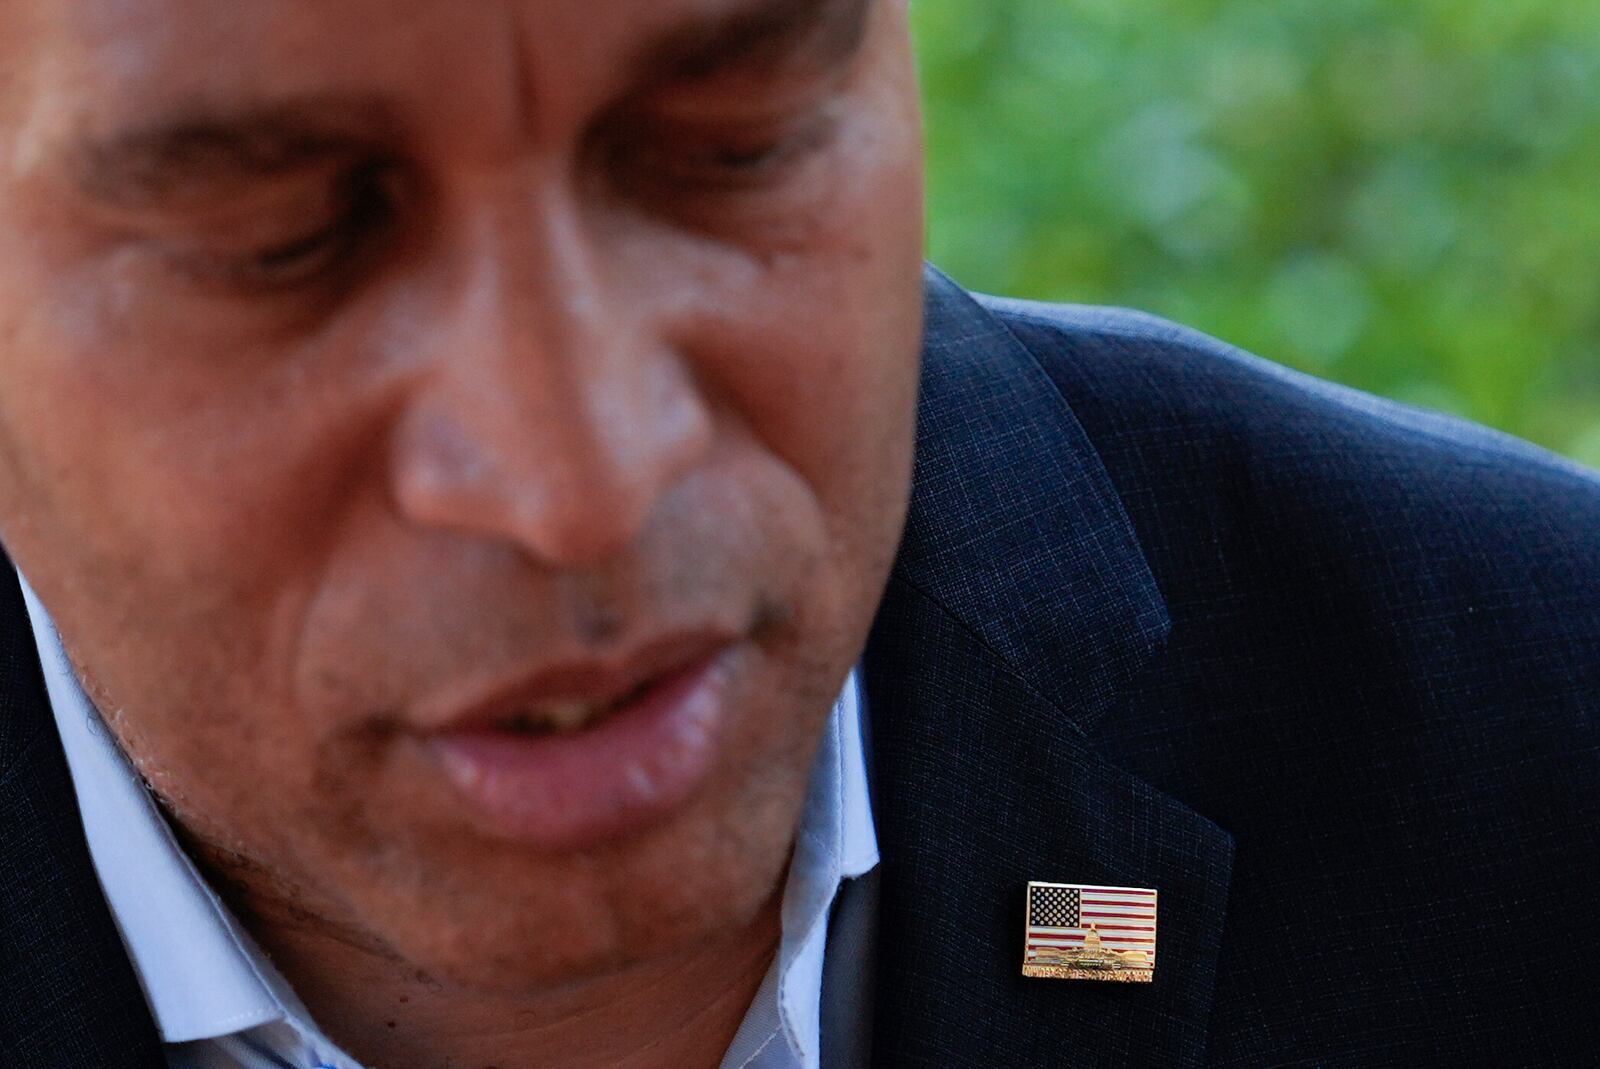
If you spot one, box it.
[24,573,878,1068]
[20,573,287,1044]
[721,669,879,1069]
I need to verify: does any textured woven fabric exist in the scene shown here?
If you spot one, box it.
[858,270,1597,1066]
[4,265,1597,1067]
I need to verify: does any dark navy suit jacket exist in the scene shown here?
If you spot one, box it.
[3,267,1597,1067]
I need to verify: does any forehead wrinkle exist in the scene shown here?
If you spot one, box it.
[503,0,540,146]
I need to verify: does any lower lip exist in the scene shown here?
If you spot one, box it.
[421,649,736,851]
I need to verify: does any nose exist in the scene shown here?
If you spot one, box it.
[389,177,714,568]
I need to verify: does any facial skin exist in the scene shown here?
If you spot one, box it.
[0,0,923,1065]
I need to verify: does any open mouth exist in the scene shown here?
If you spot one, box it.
[493,679,655,737]
[419,641,742,850]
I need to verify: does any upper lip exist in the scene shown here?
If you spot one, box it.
[413,628,739,734]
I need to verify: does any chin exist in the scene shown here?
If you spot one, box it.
[331,725,817,995]
[380,854,787,996]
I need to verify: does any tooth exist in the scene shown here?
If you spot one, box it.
[439,749,485,790]
[542,701,598,733]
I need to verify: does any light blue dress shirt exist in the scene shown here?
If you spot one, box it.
[21,574,878,1069]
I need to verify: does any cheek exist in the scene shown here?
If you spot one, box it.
[0,256,387,615]
[719,85,923,526]
[685,208,924,594]
[0,272,396,810]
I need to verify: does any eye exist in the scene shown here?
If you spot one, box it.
[173,163,399,294]
[245,165,396,286]
[245,215,359,281]
[607,112,837,196]
[670,132,814,184]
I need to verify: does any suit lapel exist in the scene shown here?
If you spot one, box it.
[866,588,1233,1067]
[0,565,166,1066]
[859,270,1235,1066]
[891,268,1174,734]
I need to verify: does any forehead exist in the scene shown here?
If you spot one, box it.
[4,0,864,155]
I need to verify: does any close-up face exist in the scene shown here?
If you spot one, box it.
[0,0,924,994]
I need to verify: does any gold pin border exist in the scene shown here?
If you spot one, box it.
[1022,881,1157,983]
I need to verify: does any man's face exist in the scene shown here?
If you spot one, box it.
[0,0,923,990]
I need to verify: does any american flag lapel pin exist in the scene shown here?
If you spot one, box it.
[1022,881,1157,982]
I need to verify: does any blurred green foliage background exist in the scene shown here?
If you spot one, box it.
[913,0,1600,463]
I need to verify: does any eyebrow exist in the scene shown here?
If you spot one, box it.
[72,99,394,208]
[630,0,876,86]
